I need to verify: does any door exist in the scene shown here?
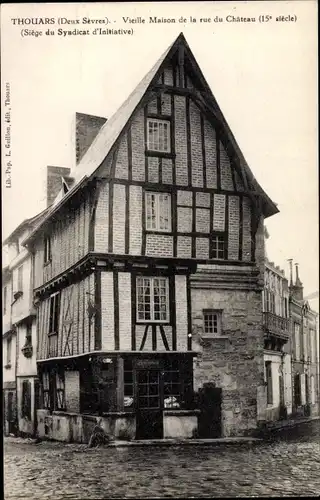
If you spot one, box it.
[34,380,40,437]
[279,374,287,420]
[7,392,16,435]
[198,384,222,438]
[136,369,163,439]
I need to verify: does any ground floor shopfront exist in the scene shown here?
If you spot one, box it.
[36,352,199,443]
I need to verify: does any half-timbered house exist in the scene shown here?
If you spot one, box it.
[23,33,280,441]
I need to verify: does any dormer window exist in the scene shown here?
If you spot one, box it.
[147,119,170,153]
[44,235,52,264]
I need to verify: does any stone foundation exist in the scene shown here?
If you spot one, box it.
[36,410,199,443]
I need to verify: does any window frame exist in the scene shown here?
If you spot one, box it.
[202,309,222,337]
[26,322,32,346]
[136,276,170,323]
[265,360,273,405]
[310,328,316,363]
[48,292,60,335]
[3,286,7,315]
[146,118,171,153]
[55,372,66,411]
[44,235,52,265]
[145,191,172,233]
[6,336,12,365]
[294,322,301,361]
[17,265,23,292]
[211,233,226,260]
[21,380,32,420]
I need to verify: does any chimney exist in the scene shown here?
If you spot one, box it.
[47,166,71,207]
[290,261,304,301]
[75,112,107,165]
[295,262,302,286]
[288,259,293,287]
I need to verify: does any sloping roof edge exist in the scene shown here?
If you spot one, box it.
[2,205,51,246]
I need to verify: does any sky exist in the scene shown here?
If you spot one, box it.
[1,1,318,308]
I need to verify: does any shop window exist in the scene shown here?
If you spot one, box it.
[163,359,181,408]
[42,372,51,410]
[124,359,134,409]
[55,372,65,411]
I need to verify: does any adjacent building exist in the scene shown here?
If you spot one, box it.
[3,249,17,435]
[261,260,291,422]
[2,211,48,437]
[289,262,319,418]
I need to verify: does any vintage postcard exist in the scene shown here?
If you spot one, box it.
[2,1,319,499]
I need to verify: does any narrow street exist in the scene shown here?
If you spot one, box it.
[4,420,320,499]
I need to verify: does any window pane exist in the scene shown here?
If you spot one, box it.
[145,192,171,232]
[147,119,170,152]
[137,277,169,322]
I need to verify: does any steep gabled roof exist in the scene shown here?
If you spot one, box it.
[24,32,278,244]
[71,37,176,187]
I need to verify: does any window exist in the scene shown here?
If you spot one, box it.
[310,375,315,405]
[42,372,51,409]
[49,293,60,334]
[44,235,51,264]
[163,359,181,408]
[124,359,134,408]
[3,286,7,315]
[26,322,32,346]
[136,276,169,322]
[203,310,222,337]
[17,265,23,292]
[147,119,170,152]
[21,380,31,419]
[6,337,12,365]
[310,329,316,363]
[294,373,301,406]
[146,192,171,232]
[211,235,225,259]
[265,361,273,405]
[294,323,300,360]
[55,372,65,410]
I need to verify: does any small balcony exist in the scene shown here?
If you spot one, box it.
[263,312,289,342]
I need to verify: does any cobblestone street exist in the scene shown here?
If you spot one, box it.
[4,420,320,499]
